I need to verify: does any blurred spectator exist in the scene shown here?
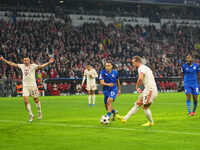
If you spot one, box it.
[0,5,200,94]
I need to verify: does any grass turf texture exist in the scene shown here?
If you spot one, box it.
[0,93,200,150]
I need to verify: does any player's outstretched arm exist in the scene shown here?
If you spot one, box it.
[0,56,18,68]
[37,58,54,69]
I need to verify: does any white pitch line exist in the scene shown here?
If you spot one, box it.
[0,120,200,136]
[41,100,184,106]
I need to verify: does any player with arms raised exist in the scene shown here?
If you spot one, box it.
[82,65,98,106]
[117,56,158,126]
[0,56,54,122]
[99,62,121,121]
[181,55,200,116]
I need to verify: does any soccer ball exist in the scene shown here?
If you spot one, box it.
[100,115,110,125]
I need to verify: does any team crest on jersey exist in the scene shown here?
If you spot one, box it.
[193,66,196,70]
[111,74,115,77]
[24,69,29,76]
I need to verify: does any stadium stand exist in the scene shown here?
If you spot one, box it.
[0,0,200,95]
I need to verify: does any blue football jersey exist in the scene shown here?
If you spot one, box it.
[99,69,119,91]
[182,63,200,85]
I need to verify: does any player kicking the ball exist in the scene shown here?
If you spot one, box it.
[99,61,121,121]
[82,65,98,106]
[117,56,158,126]
[0,56,54,122]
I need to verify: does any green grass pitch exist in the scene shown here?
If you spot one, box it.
[0,93,200,150]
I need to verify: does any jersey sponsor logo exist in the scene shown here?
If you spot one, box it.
[186,68,189,70]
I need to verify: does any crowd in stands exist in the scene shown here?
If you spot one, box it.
[1,4,200,95]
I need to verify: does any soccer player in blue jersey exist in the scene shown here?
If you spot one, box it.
[99,62,121,120]
[181,55,200,116]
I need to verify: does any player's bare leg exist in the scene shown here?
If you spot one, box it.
[191,95,198,116]
[105,104,108,111]
[88,90,92,106]
[24,96,34,122]
[91,90,95,106]
[34,97,42,120]
[186,94,192,115]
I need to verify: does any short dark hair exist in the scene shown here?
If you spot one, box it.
[24,56,30,59]
[105,60,113,66]
[133,56,142,63]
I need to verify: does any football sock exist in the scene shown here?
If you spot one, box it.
[88,95,91,104]
[36,101,41,113]
[193,100,197,112]
[26,103,33,116]
[144,109,153,123]
[107,112,111,118]
[92,94,95,104]
[111,109,116,114]
[186,100,191,113]
[124,104,139,120]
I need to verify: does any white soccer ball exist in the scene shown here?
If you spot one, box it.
[100,115,110,125]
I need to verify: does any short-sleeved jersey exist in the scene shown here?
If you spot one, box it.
[18,64,38,87]
[99,69,119,91]
[83,68,98,85]
[182,63,200,85]
[138,64,157,91]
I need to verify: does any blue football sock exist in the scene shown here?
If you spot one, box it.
[193,100,198,112]
[111,110,116,114]
[107,112,111,118]
[186,100,191,113]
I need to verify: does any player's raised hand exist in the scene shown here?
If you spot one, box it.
[49,58,55,63]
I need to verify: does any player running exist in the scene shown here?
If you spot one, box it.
[0,56,54,122]
[82,65,98,106]
[99,62,121,121]
[117,56,158,126]
[181,55,200,116]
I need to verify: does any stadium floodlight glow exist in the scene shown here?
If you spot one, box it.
[59,0,64,3]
